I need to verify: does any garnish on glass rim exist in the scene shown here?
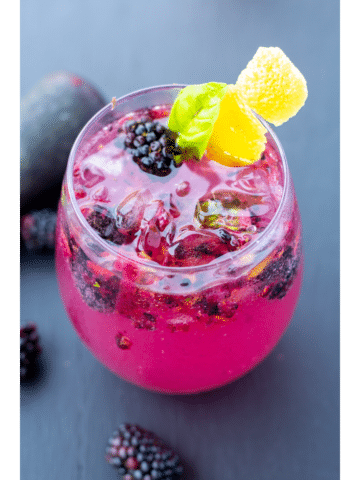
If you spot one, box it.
[169,46,308,167]
[236,46,308,127]
[207,84,267,167]
[168,82,228,161]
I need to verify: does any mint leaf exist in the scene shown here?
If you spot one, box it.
[168,83,228,160]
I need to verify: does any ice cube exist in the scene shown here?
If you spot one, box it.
[79,164,105,188]
[142,200,172,232]
[194,190,253,232]
[158,192,180,219]
[92,185,109,203]
[144,225,161,249]
[136,198,179,265]
[232,167,270,197]
[168,229,236,267]
[82,142,125,177]
[249,198,277,231]
[141,195,180,238]
[136,222,174,265]
[116,189,152,235]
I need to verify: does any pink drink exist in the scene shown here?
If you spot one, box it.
[55,85,302,394]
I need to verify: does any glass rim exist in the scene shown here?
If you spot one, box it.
[66,84,290,274]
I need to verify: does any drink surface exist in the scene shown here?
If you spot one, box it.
[56,95,303,394]
[72,105,284,267]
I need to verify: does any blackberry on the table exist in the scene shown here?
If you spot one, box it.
[20,323,42,381]
[106,424,184,479]
[123,118,182,177]
[21,209,57,251]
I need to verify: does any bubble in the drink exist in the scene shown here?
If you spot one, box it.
[176,181,190,197]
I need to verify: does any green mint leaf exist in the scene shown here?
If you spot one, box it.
[168,83,229,160]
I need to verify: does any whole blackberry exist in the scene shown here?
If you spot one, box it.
[21,209,57,251]
[20,323,42,381]
[105,424,184,479]
[123,118,182,177]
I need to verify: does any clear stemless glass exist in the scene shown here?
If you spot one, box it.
[55,85,303,394]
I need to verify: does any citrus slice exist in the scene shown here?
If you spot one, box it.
[206,84,267,167]
[236,46,308,126]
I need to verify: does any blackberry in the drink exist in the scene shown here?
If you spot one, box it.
[123,118,182,177]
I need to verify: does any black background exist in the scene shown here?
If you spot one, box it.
[21,1,340,479]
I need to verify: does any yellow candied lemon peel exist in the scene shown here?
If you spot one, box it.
[206,84,267,167]
[235,46,308,127]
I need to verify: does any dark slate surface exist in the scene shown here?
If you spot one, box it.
[20,1,340,479]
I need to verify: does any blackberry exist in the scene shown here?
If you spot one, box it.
[123,118,182,177]
[193,284,239,323]
[106,424,184,479]
[258,246,300,300]
[193,242,213,257]
[70,244,120,312]
[86,205,128,245]
[116,285,159,330]
[195,294,219,317]
[20,323,42,381]
[21,209,57,251]
[133,312,157,331]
